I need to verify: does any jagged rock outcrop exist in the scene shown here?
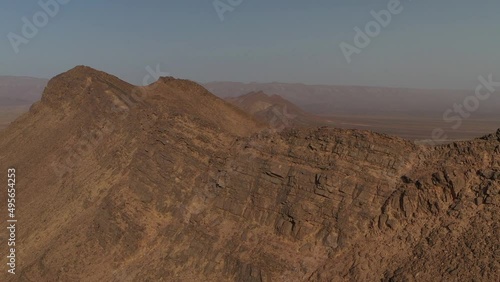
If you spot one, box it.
[0,67,498,281]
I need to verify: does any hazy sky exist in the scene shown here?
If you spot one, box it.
[1,0,499,89]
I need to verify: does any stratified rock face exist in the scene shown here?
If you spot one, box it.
[0,67,498,282]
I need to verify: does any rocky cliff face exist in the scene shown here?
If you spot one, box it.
[0,67,498,281]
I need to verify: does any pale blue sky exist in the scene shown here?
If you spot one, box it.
[1,0,499,89]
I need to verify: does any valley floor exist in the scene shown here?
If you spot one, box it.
[324,113,499,142]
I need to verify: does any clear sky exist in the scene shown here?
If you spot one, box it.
[1,0,499,89]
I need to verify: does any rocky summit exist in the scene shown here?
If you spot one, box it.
[0,66,498,281]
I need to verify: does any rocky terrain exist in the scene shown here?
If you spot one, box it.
[0,66,498,281]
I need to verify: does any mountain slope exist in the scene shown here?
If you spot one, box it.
[0,67,498,281]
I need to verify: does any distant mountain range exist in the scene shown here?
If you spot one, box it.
[3,76,498,118]
[225,91,334,130]
[0,76,48,107]
[204,81,500,117]
[1,76,498,140]
[208,82,499,141]
[5,76,498,118]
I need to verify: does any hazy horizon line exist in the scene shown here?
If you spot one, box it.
[0,73,474,93]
